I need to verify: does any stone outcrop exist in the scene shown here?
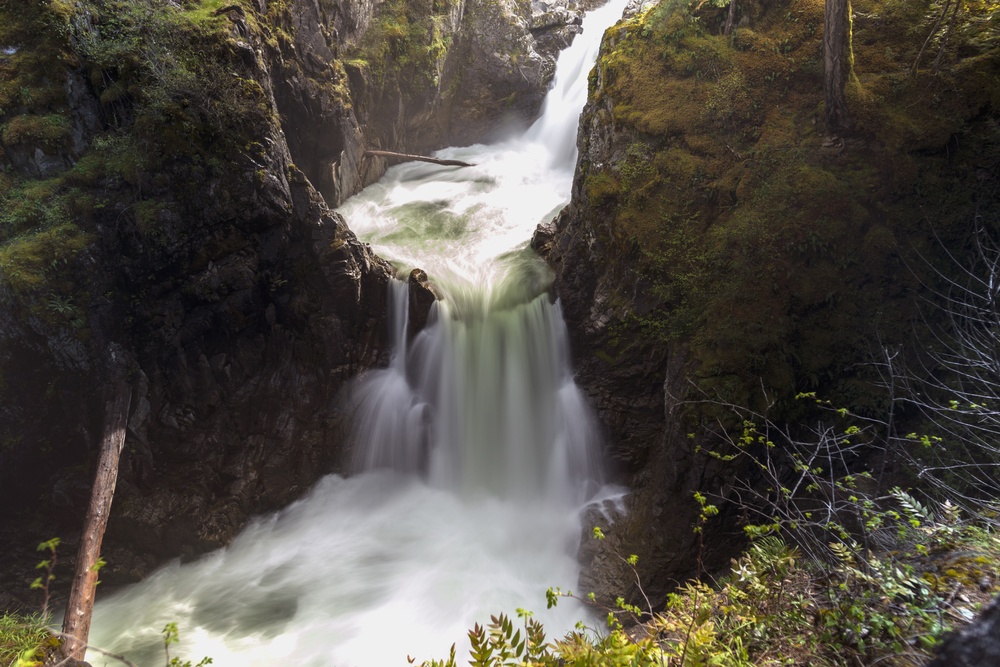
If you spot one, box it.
[534,207,740,607]
[530,0,584,67]
[272,0,577,207]
[434,0,551,146]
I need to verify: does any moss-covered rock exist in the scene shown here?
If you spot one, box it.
[543,0,1000,603]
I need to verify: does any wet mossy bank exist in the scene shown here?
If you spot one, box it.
[542,0,1000,603]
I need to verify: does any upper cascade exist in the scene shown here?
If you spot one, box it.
[338,0,630,505]
[525,0,628,172]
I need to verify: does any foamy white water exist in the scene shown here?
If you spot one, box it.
[87,2,628,664]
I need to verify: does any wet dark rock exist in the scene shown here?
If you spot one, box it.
[530,220,558,258]
[577,498,632,604]
[407,268,439,339]
[441,0,550,146]
[0,0,393,600]
[530,0,584,65]
[273,0,383,205]
[927,595,1000,667]
[544,36,743,608]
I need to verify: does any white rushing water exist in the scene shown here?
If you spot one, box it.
[87,2,628,665]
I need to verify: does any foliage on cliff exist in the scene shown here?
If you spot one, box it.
[578,0,1000,416]
[0,0,279,313]
[345,0,454,90]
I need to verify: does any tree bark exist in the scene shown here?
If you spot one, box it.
[723,0,737,37]
[61,344,132,661]
[823,0,854,134]
[364,149,475,167]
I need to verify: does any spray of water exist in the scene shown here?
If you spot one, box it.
[87,2,629,664]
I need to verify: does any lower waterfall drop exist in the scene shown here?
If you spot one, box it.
[86,0,629,664]
[347,280,604,506]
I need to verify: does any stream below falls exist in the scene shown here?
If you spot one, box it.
[87,1,630,663]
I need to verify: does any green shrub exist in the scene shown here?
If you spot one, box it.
[0,613,57,667]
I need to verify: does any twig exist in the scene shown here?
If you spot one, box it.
[677,582,701,667]
[911,0,952,75]
[47,631,140,667]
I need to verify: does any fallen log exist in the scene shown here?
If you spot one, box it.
[364,149,475,168]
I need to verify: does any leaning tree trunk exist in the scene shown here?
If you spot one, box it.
[823,0,854,134]
[61,344,132,661]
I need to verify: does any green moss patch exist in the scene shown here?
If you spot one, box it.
[345,0,454,92]
[0,223,92,295]
[580,0,1000,412]
[1,114,71,147]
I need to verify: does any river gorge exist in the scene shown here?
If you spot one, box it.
[85,2,627,664]
[1,0,998,663]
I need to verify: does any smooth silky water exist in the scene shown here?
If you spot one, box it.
[87,1,628,664]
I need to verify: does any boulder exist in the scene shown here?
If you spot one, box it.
[927,596,1000,667]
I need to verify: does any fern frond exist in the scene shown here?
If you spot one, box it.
[891,487,932,525]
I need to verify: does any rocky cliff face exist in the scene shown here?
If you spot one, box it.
[0,0,583,607]
[540,0,1000,605]
[0,0,399,603]
[281,0,587,206]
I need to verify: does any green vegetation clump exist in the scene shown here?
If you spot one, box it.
[344,0,454,92]
[0,223,92,295]
[0,0,75,134]
[641,515,999,667]
[1,114,72,148]
[74,0,276,161]
[0,0,280,308]
[0,613,57,667]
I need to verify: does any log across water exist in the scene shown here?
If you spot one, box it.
[363,149,475,168]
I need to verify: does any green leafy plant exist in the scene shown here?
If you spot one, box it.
[30,537,60,618]
[162,623,212,667]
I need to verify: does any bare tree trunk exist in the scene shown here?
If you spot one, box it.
[723,0,737,37]
[823,0,854,134]
[363,149,475,167]
[61,344,132,661]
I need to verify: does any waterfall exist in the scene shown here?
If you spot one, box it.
[525,0,627,170]
[86,2,629,664]
[348,282,603,506]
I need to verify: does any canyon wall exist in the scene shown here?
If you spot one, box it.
[0,0,581,605]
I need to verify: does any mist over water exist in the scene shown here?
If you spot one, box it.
[88,2,628,664]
